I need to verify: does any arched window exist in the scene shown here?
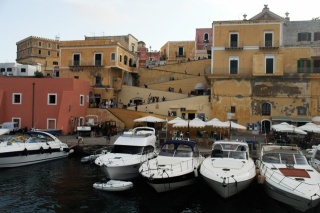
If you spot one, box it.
[124,55,128,65]
[262,103,271,115]
[204,33,209,43]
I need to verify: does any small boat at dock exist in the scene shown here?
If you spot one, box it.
[93,180,133,191]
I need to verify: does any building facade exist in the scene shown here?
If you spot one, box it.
[195,28,213,59]
[160,41,196,64]
[208,5,320,134]
[59,38,139,108]
[0,77,92,135]
[0,62,40,76]
[16,36,60,76]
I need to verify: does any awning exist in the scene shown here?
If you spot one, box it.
[271,116,311,123]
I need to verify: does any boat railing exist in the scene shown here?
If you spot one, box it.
[102,150,155,166]
[259,161,320,193]
[146,158,201,173]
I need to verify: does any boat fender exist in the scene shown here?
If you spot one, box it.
[257,175,265,184]
[23,148,28,156]
[256,168,260,175]
[222,177,227,187]
[194,167,198,177]
[40,147,44,154]
[48,146,52,154]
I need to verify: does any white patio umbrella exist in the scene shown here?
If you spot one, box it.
[205,118,229,128]
[272,123,307,135]
[167,117,184,124]
[172,118,206,128]
[312,116,320,122]
[222,121,246,130]
[298,123,320,133]
[134,115,166,123]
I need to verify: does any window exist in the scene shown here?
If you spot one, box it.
[229,56,239,74]
[262,103,271,115]
[48,43,51,48]
[57,52,59,57]
[204,33,209,43]
[230,33,238,47]
[131,45,134,52]
[12,93,21,104]
[178,47,184,56]
[265,32,273,47]
[95,76,101,85]
[314,60,320,73]
[95,53,102,66]
[48,94,57,105]
[13,118,21,129]
[297,59,311,73]
[231,106,236,113]
[73,54,80,66]
[47,119,56,129]
[297,107,307,116]
[80,95,84,106]
[7,68,12,72]
[298,32,311,42]
[124,55,128,65]
[38,41,42,46]
[111,53,116,61]
[1,68,5,72]
[314,32,320,41]
[48,51,50,56]
[53,61,58,65]
[119,55,122,62]
[21,68,26,73]
[265,55,274,74]
[39,50,41,55]
[74,76,79,79]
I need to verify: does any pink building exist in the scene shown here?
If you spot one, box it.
[137,41,161,68]
[0,76,92,135]
[195,28,213,59]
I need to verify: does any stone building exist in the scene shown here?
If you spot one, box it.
[16,36,60,76]
[208,5,320,134]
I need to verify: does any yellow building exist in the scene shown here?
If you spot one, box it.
[160,41,195,63]
[16,36,61,76]
[59,37,138,107]
[208,5,320,134]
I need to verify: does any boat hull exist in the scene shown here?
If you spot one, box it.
[142,170,198,192]
[0,152,69,168]
[100,163,141,180]
[201,175,254,198]
[264,178,320,212]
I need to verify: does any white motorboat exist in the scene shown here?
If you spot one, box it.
[256,144,320,212]
[200,140,256,198]
[93,180,133,191]
[95,127,157,180]
[0,131,73,168]
[139,139,204,192]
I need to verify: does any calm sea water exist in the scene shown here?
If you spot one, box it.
[1,157,320,213]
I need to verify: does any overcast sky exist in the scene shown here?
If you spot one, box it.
[0,0,319,62]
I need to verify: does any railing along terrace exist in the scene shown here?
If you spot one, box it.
[68,60,104,67]
[175,52,186,58]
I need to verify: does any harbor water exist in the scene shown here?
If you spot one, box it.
[1,157,320,213]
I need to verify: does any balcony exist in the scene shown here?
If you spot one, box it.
[225,41,244,50]
[68,60,104,67]
[175,52,186,58]
[259,40,279,49]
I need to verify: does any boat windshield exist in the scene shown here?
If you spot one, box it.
[111,145,144,155]
[262,153,308,165]
[159,143,195,157]
[211,150,247,159]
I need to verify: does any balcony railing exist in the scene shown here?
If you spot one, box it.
[259,40,279,49]
[175,52,186,58]
[68,60,104,67]
[225,41,244,50]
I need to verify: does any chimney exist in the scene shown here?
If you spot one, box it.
[285,12,290,21]
[243,14,247,21]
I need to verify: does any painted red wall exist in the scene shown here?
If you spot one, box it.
[0,76,92,135]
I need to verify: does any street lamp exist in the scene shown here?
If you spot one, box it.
[149,46,152,61]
